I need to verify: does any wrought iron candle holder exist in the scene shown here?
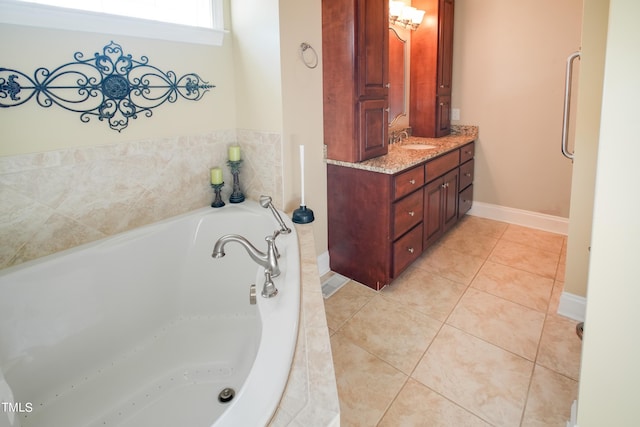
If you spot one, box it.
[211,183,225,208]
[227,160,245,203]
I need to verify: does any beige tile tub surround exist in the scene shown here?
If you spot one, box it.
[269,222,340,427]
[0,129,282,269]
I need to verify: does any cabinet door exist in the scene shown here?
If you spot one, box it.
[436,95,451,137]
[423,178,444,247]
[442,168,459,232]
[357,0,389,98]
[437,0,454,95]
[357,98,388,161]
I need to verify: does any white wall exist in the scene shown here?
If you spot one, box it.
[576,0,640,424]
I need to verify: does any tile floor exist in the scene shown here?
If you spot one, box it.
[324,215,583,427]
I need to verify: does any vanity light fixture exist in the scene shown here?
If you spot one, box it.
[389,1,426,31]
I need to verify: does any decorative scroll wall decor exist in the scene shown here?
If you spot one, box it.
[0,41,214,132]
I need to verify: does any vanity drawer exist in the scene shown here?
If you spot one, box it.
[393,166,425,200]
[393,223,423,277]
[459,184,473,217]
[393,190,423,239]
[425,150,459,182]
[460,142,475,163]
[459,159,474,190]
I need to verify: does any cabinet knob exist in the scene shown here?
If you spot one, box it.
[465,173,472,177]
[442,182,449,188]
[408,211,415,217]
[385,108,390,113]
[409,179,416,185]
[386,83,391,88]
[407,247,415,254]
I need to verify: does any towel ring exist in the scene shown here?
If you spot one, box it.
[300,42,318,69]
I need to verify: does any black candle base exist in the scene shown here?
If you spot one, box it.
[292,205,314,224]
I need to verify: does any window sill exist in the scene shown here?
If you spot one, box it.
[0,0,226,46]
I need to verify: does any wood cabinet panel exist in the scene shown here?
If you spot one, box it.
[358,0,389,97]
[460,142,475,163]
[436,95,451,137]
[394,165,425,200]
[423,178,444,247]
[426,149,458,182]
[393,190,424,239]
[459,158,474,190]
[459,184,473,217]
[442,168,459,233]
[357,98,388,161]
[410,0,455,137]
[393,224,423,276]
[322,0,389,163]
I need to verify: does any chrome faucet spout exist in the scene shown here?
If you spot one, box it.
[212,233,280,277]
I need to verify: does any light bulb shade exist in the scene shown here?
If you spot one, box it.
[400,6,416,21]
[411,9,426,25]
[389,1,404,18]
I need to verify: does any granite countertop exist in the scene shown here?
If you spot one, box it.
[326,125,478,174]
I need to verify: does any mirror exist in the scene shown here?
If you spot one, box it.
[388,27,407,127]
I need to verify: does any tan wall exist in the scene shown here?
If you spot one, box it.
[451,0,583,217]
[278,0,327,256]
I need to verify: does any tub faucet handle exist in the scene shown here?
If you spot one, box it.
[262,270,278,298]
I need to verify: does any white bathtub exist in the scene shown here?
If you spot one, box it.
[0,201,300,427]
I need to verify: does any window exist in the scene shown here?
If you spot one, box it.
[0,0,225,46]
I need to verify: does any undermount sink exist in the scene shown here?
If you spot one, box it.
[400,144,437,150]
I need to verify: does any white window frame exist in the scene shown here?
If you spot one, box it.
[0,0,225,46]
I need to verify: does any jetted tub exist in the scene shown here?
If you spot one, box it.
[0,201,300,427]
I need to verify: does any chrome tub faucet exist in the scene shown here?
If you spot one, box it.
[212,231,282,297]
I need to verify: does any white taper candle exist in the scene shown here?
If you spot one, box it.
[299,145,305,207]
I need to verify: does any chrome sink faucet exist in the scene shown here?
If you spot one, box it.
[212,231,281,297]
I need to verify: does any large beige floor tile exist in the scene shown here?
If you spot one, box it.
[378,378,491,427]
[323,280,376,331]
[537,314,583,380]
[471,261,554,312]
[413,325,533,427]
[439,225,499,259]
[521,364,579,427]
[456,215,509,238]
[340,295,441,374]
[448,288,546,360]
[382,266,466,321]
[490,239,560,279]
[413,244,486,285]
[501,224,565,254]
[330,332,407,427]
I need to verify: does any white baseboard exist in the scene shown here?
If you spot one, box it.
[468,201,569,235]
[317,251,330,276]
[558,292,587,322]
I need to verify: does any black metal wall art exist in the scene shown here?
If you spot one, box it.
[0,41,214,132]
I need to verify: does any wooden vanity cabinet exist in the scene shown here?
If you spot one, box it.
[322,0,389,163]
[410,0,455,137]
[327,141,475,290]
